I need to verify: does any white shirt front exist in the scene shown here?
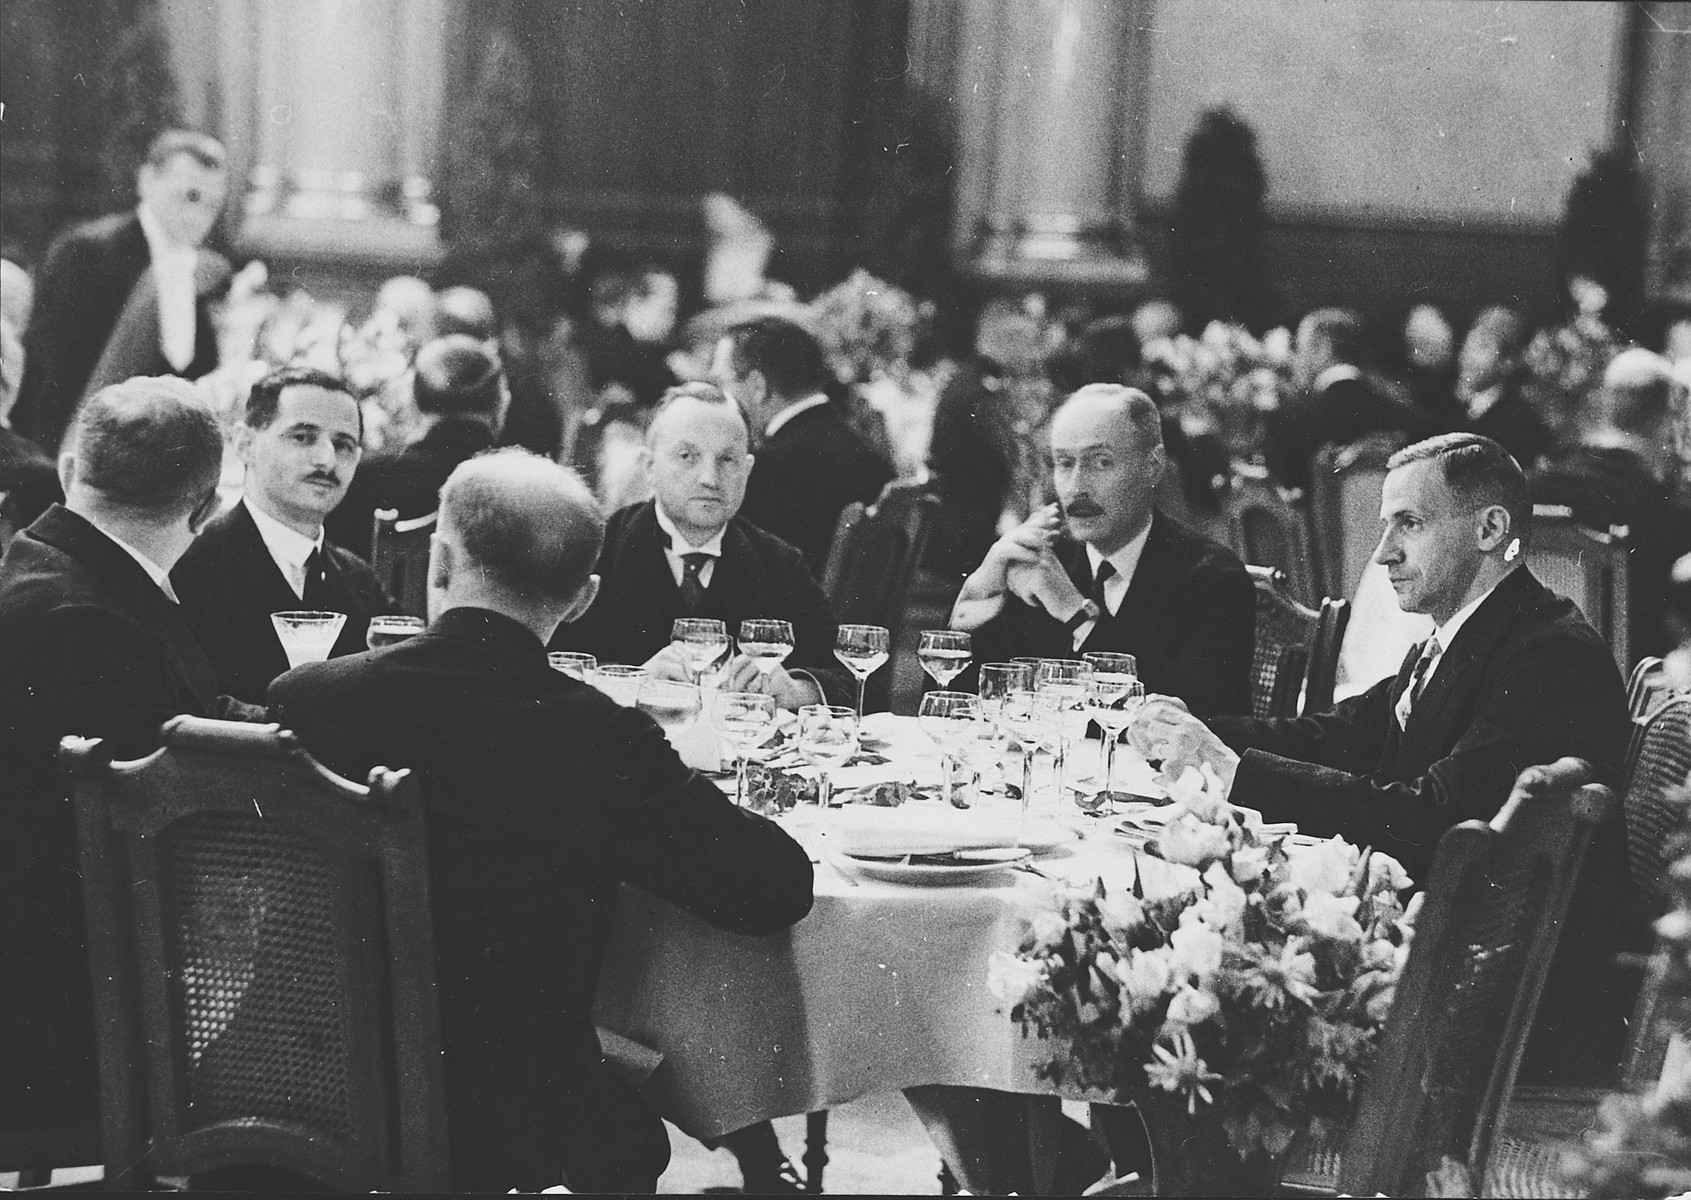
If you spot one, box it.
[245,498,324,600]
[102,526,180,604]
[764,393,831,440]
[654,501,726,590]
[137,203,198,372]
[1402,569,1514,713]
[1070,520,1154,650]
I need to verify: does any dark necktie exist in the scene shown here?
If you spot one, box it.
[1089,560,1116,616]
[302,547,328,608]
[678,552,712,615]
[1395,635,1441,729]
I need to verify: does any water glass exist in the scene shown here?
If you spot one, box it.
[636,677,702,734]
[918,690,980,808]
[739,618,795,674]
[713,690,776,806]
[1035,663,1093,808]
[918,629,973,689]
[797,704,859,809]
[997,685,1048,813]
[1082,676,1145,816]
[670,617,731,684]
[978,662,1034,788]
[595,663,648,707]
[366,614,425,650]
[834,624,891,718]
[271,610,347,668]
[547,651,598,682]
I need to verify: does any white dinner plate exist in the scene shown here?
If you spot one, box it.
[827,807,1075,857]
[834,847,1031,886]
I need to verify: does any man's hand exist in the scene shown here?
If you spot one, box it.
[950,505,1063,630]
[718,656,822,711]
[1129,696,1241,796]
[641,643,696,684]
[1006,545,1085,620]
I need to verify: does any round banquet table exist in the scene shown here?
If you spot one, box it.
[591,714,1194,1166]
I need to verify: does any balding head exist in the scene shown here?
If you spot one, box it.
[433,450,605,631]
[68,376,223,520]
[1049,385,1165,554]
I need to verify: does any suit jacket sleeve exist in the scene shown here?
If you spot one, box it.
[773,538,862,708]
[17,234,114,452]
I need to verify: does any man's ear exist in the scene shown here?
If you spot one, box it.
[429,534,453,593]
[187,487,221,535]
[57,450,77,494]
[1147,444,1168,489]
[560,573,601,624]
[1475,503,1512,553]
[232,421,256,465]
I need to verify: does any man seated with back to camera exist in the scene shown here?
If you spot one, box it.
[950,383,1255,717]
[1130,432,1640,1086]
[268,450,814,1192]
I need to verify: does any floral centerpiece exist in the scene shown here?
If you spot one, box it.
[1142,322,1294,465]
[1521,310,1623,442]
[989,766,1418,1182]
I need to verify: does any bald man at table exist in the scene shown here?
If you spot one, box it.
[1130,432,1638,1086]
[950,383,1255,716]
[268,450,814,1192]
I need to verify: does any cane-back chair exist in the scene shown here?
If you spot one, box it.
[1246,565,1349,719]
[1523,506,1631,672]
[1623,657,1674,781]
[64,716,448,1191]
[1309,432,1408,604]
[371,508,437,619]
[1279,761,1617,1197]
[1224,461,1318,606]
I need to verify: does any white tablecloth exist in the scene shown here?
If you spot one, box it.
[592,715,1186,1139]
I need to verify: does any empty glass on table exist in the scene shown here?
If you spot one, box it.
[547,651,598,682]
[271,610,347,668]
[366,614,425,650]
[918,629,972,689]
[1080,676,1145,816]
[713,690,777,807]
[918,690,981,808]
[834,623,891,719]
[1034,660,1093,809]
[637,677,702,734]
[797,704,859,810]
[671,617,731,685]
[738,618,795,675]
[978,662,1035,793]
[595,664,648,706]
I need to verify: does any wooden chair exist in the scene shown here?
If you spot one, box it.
[1623,657,1673,782]
[821,480,939,630]
[371,508,436,619]
[1279,762,1618,1196]
[1309,432,1408,603]
[1223,462,1318,606]
[0,1124,102,1190]
[1246,565,1349,719]
[1618,696,1691,914]
[1524,505,1631,672]
[64,716,448,1191]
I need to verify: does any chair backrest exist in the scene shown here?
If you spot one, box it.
[1620,696,1691,913]
[1336,767,1616,1196]
[821,480,939,630]
[1309,433,1406,603]
[1523,506,1631,671]
[1224,462,1318,605]
[1303,593,1350,716]
[371,508,436,619]
[1247,565,1324,719]
[64,716,448,1192]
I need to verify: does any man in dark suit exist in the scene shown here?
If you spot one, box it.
[1133,433,1637,1085]
[552,382,856,711]
[952,384,1256,716]
[1266,307,1433,492]
[1457,305,1556,469]
[1531,348,1691,659]
[326,334,507,558]
[0,378,257,1144]
[173,367,391,703]
[714,315,893,572]
[268,450,814,1192]
[15,130,228,455]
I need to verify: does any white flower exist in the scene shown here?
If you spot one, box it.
[1229,841,1270,886]
[1262,327,1293,363]
[987,949,1045,1004]
[1300,891,1364,941]
[1285,837,1361,896]
[1164,985,1221,1028]
[1029,906,1068,945]
[1365,852,1413,897]
[1200,862,1248,934]
[1169,922,1225,981]
[1096,888,1144,937]
[1166,764,1229,823]
[1113,947,1176,1003]
[1158,814,1232,868]
[1276,939,1320,1003]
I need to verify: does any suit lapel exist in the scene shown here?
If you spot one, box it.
[228,502,306,614]
[705,519,770,619]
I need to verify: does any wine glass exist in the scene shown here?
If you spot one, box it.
[1082,651,1138,785]
[670,617,731,685]
[996,684,1048,814]
[797,704,859,809]
[1034,661,1093,808]
[547,651,598,682]
[738,618,795,676]
[713,691,777,807]
[918,629,973,688]
[366,614,424,650]
[271,610,347,668]
[636,677,702,735]
[1082,676,1145,817]
[978,662,1034,791]
[595,664,648,706]
[834,624,891,719]
[918,690,980,808]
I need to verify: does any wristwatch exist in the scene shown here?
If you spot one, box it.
[1062,599,1102,634]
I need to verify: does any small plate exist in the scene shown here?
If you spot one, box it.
[835,847,1031,886]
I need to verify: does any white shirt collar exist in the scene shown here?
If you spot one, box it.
[764,393,831,439]
[245,498,324,599]
[1312,363,1363,392]
[100,525,179,603]
[653,500,725,590]
[1084,519,1154,611]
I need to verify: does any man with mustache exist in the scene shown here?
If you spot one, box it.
[173,366,391,703]
[951,383,1255,716]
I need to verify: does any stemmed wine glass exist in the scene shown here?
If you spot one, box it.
[271,611,347,668]
[595,664,648,706]
[918,690,981,808]
[713,690,777,807]
[798,704,859,809]
[1034,660,1093,808]
[547,651,598,682]
[834,624,891,719]
[1081,675,1145,816]
[918,630,972,688]
[366,614,424,650]
[978,662,1034,793]
[1082,652,1138,792]
[671,617,731,685]
[738,619,795,676]
[636,677,702,735]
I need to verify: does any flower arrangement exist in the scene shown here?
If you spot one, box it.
[989,766,1418,1163]
[808,269,925,387]
[1521,310,1623,437]
[1142,321,1294,463]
